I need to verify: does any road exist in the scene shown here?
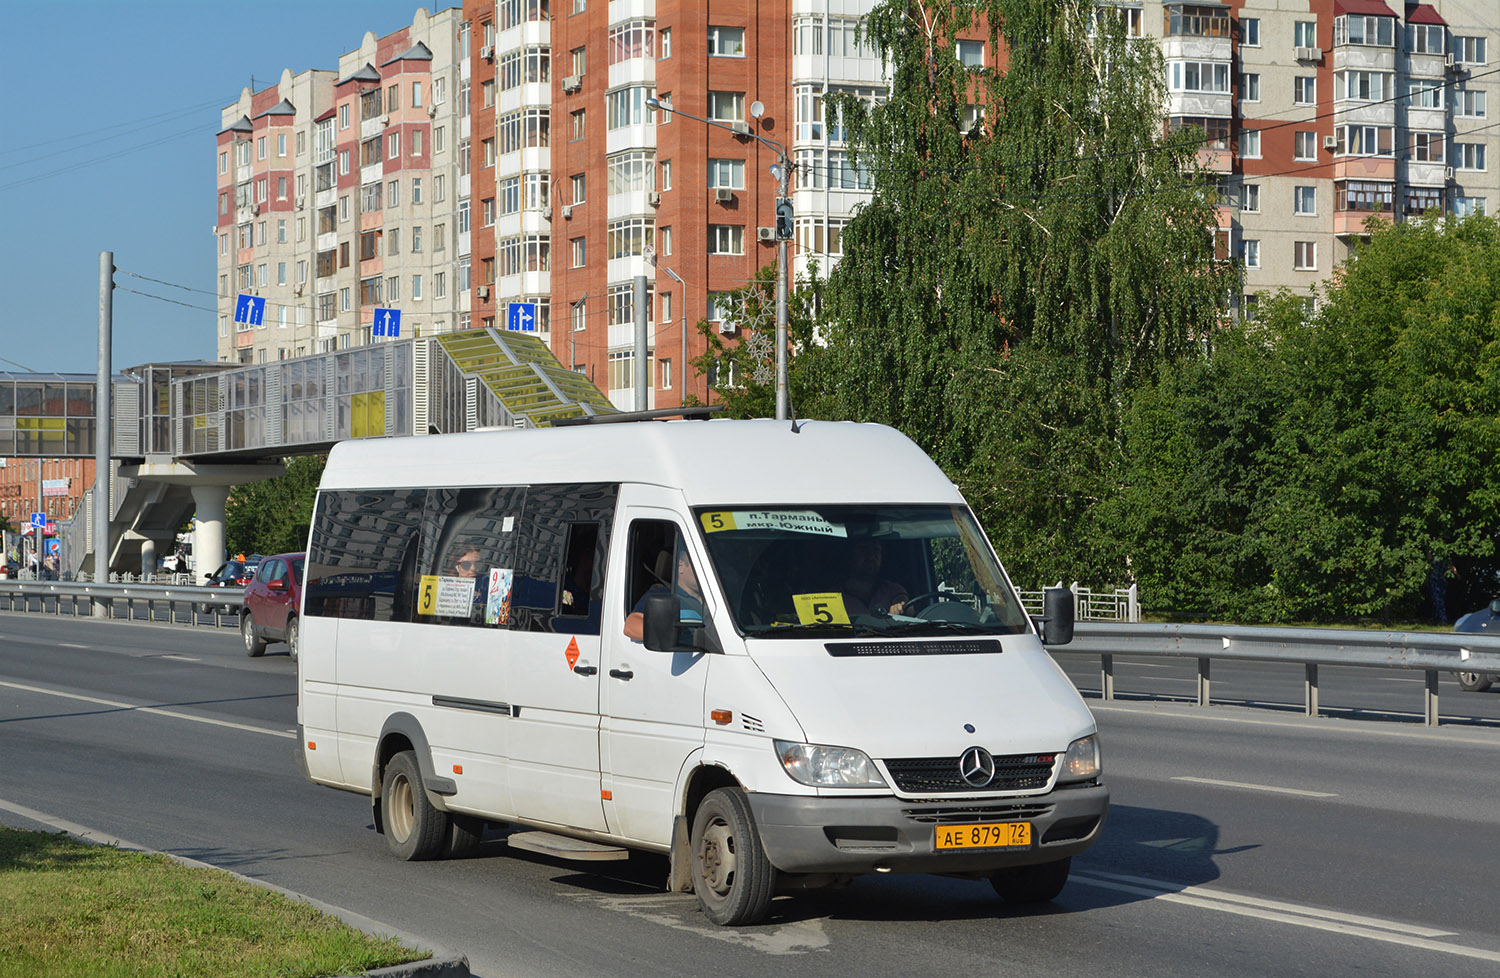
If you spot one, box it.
[1,612,1497,977]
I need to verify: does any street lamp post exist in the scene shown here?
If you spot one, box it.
[662,266,688,405]
[646,96,792,420]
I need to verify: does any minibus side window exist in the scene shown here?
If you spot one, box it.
[414,486,526,627]
[306,487,427,621]
[510,483,618,634]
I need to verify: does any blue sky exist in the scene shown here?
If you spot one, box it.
[0,1,449,374]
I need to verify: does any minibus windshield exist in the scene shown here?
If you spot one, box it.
[693,504,1032,639]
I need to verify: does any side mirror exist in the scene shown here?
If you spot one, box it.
[1490,598,1500,616]
[642,592,682,651]
[1035,586,1075,646]
[266,579,286,592]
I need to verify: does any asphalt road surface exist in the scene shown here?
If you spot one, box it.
[2,612,1497,977]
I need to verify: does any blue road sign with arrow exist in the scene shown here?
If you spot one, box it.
[372,307,402,338]
[508,302,537,332]
[234,294,266,326]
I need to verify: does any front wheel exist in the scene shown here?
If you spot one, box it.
[241,613,267,657]
[382,750,448,861]
[1456,671,1493,693]
[991,856,1072,904]
[690,787,776,926]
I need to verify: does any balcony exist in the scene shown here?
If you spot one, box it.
[1332,156,1395,182]
[1333,209,1391,236]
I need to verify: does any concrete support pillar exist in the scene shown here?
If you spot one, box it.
[139,539,157,578]
[190,484,230,581]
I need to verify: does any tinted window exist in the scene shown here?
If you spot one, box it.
[305,488,426,620]
[415,486,527,628]
[510,483,617,634]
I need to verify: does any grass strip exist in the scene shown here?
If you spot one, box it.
[0,828,427,978]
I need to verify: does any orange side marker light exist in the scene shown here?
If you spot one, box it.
[710,709,733,726]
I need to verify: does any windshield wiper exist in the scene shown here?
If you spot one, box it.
[877,619,997,636]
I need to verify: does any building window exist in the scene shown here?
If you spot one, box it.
[1165,4,1231,37]
[1293,241,1317,270]
[1239,17,1259,46]
[660,160,671,190]
[572,237,586,267]
[1336,125,1393,157]
[659,27,671,58]
[660,226,671,255]
[708,158,745,190]
[607,150,656,193]
[708,26,745,57]
[483,197,496,227]
[606,88,656,128]
[1453,196,1485,218]
[1409,23,1443,55]
[1242,239,1259,268]
[1293,77,1315,105]
[411,225,422,252]
[1240,73,1259,102]
[607,218,654,259]
[1408,81,1444,110]
[708,91,746,122]
[572,298,587,332]
[609,19,655,63]
[1333,14,1394,48]
[1405,186,1443,216]
[1294,186,1316,215]
[1454,36,1487,65]
[1455,88,1487,118]
[571,46,586,76]
[571,109,587,141]
[1336,180,1393,212]
[708,225,744,255]
[955,39,984,66]
[1335,70,1391,102]
[1167,61,1231,94]
[1293,131,1318,161]
[571,173,586,203]
[1412,132,1445,163]
[1455,143,1487,171]
[794,16,824,55]
[1240,184,1260,213]
[1294,20,1317,48]
[1239,128,1261,159]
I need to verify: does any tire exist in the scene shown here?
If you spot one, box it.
[689,787,776,926]
[444,813,484,858]
[991,856,1072,904]
[285,616,300,661]
[1456,671,1493,693]
[241,613,267,657]
[381,750,448,861]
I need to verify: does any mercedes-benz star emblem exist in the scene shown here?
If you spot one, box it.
[959,746,995,788]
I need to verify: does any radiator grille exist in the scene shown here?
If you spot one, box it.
[883,753,1056,794]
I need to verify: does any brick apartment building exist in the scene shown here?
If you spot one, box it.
[214,1,1498,404]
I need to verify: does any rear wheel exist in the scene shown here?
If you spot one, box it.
[382,750,448,861]
[1456,671,1493,693]
[991,856,1072,904]
[241,613,266,657]
[285,616,300,661]
[690,787,776,926]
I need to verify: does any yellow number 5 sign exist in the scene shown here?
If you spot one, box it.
[792,592,850,626]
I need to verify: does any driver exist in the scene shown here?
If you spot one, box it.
[842,540,907,616]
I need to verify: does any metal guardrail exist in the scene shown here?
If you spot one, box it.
[1063,622,1500,726]
[0,580,242,626]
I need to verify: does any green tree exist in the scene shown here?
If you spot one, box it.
[1113,214,1500,620]
[225,455,326,557]
[798,0,1233,583]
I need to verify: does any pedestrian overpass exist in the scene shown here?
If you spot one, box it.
[0,328,615,578]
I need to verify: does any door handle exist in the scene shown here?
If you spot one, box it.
[573,664,598,676]
[608,668,634,681]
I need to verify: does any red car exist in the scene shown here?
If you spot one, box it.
[241,552,304,659]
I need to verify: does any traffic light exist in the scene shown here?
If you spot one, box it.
[776,199,794,240]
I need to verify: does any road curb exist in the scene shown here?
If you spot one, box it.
[0,798,469,978]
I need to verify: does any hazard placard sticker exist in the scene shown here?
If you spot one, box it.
[564,636,581,670]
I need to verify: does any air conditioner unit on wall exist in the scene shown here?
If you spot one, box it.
[295,195,305,209]
[541,205,552,220]
[562,205,573,219]
[757,226,776,242]
[1295,46,1321,63]
[1323,135,1338,150]
[379,115,390,128]
[1444,52,1456,68]
[562,75,581,93]
[718,320,738,335]
[730,121,751,136]
[648,191,662,206]
[1445,166,1455,179]
[477,285,490,299]
[479,45,493,61]
[715,188,734,203]
[427,103,437,117]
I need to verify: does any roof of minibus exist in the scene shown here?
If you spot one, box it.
[319,418,964,506]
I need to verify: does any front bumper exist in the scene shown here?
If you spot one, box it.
[747,783,1108,875]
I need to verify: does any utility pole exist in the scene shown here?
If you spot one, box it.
[95,252,113,589]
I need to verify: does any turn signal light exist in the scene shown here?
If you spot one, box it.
[710,709,733,725]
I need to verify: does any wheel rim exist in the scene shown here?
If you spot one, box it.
[241,617,255,650]
[698,816,737,898]
[288,621,299,658]
[387,770,414,843]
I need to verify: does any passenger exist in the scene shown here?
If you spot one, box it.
[625,547,703,642]
[842,539,907,616]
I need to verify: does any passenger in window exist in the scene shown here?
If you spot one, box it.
[453,547,489,620]
[624,547,703,641]
[842,540,907,616]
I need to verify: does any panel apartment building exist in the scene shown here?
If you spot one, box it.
[215,2,1497,402]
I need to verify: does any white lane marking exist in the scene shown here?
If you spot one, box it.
[59,643,90,649]
[1087,703,1499,746]
[1171,776,1338,798]
[0,679,295,739]
[1069,871,1500,962]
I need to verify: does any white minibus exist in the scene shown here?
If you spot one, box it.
[297,418,1107,925]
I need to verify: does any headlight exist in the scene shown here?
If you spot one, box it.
[1059,734,1102,782]
[774,740,887,788]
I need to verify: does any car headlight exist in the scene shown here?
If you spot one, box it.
[774,740,887,788]
[1059,734,1102,782]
